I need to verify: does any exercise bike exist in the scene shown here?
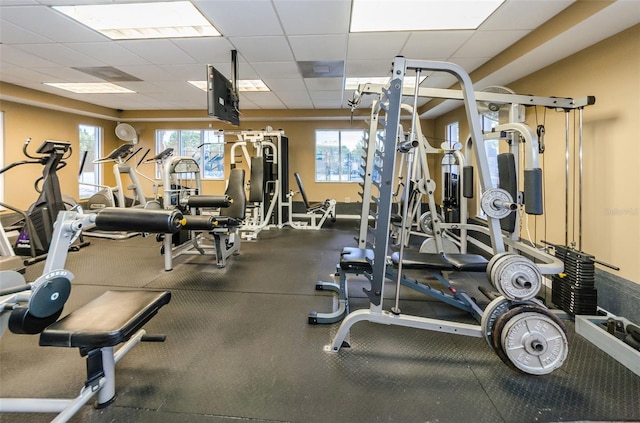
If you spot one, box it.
[0,138,85,264]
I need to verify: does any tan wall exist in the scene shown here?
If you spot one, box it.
[434,24,640,283]
[0,100,117,210]
[126,119,370,204]
[2,24,638,285]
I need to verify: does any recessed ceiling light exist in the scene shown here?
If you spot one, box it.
[237,80,270,92]
[350,0,505,32]
[188,80,270,92]
[53,1,220,40]
[44,82,135,94]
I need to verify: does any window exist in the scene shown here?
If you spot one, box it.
[315,130,365,182]
[156,129,224,180]
[78,124,102,199]
[442,122,459,206]
[477,111,500,218]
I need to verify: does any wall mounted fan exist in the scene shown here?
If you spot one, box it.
[115,123,138,144]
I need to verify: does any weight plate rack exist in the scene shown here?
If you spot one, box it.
[551,245,597,316]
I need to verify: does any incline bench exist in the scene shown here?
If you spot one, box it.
[309,247,488,324]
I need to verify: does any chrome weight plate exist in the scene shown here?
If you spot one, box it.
[492,255,542,301]
[480,295,511,349]
[496,306,569,375]
[480,188,515,219]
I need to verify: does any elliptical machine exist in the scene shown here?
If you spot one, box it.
[0,138,76,263]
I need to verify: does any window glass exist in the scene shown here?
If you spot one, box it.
[156,129,224,180]
[78,124,102,199]
[315,130,365,182]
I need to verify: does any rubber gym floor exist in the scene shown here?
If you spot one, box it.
[1,220,639,423]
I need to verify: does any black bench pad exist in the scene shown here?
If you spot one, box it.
[392,250,454,270]
[340,247,373,272]
[391,251,488,272]
[443,253,488,272]
[39,290,171,350]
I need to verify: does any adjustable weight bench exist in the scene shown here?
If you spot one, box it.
[309,247,488,324]
[0,207,181,422]
[1,290,171,421]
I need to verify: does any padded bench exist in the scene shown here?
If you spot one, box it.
[40,290,171,351]
[391,250,488,272]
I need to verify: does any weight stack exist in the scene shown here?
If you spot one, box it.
[551,245,598,316]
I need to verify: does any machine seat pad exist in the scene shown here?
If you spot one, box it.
[340,247,373,272]
[391,250,454,270]
[39,290,171,350]
[443,254,488,272]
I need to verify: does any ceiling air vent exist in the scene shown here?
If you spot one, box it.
[297,61,344,78]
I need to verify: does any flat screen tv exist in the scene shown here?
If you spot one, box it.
[207,64,239,126]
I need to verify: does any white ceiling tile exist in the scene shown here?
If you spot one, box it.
[13,43,102,67]
[117,40,197,65]
[251,62,301,79]
[241,91,286,108]
[0,19,54,44]
[229,37,294,62]
[309,90,343,101]
[158,64,207,80]
[0,44,59,68]
[481,0,575,31]
[0,0,628,113]
[274,0,350,35]
[1,5,105,43]
[116,65,173,82]
[402,31,474,59]
[289,35,347,61]
[264,78,306,91]
[275,90,314,109]
[194,0,283,37]
[454,30,529,58]
[448,57,491,73]
[66,42,150,66]
[33,66,104,83]
[171,37,237,63]
[304,77,343,91]
[345,60,394,77]
[347,32,410,61]
[0,66,57,85]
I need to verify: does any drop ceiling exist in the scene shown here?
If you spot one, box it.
[0,0,639,118]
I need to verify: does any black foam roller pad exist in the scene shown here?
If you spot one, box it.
[462,166,474,198]
[524,168,543,215]
[9,307,63,335]
[186,195,231,208]
[95,208,183,233]
[182,215,217,230]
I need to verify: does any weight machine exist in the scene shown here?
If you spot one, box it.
[0,206,182,422]
[317,57,600,376]
[0,139,85,264]
[160,155,246,270]
[230,129,287,240]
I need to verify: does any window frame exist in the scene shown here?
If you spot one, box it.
[315,129,366,183]
[155,129,225,180]
[78,124,102,199]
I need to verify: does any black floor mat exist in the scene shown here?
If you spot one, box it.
[2,222,639,423]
